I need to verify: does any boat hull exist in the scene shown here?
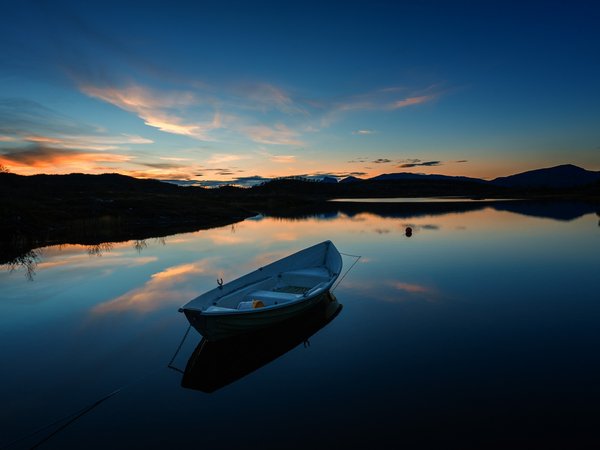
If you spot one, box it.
[182,293,342,392]
[184,290,331,341]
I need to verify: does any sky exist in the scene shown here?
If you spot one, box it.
[1,0,599,184]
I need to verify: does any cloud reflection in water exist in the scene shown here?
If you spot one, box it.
[93,261,210,314]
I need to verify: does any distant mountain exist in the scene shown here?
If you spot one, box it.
[161,179,204,187]
[368,172,486,183]
[320,176,338,184]
[339,176,362,183]
[491,164,600,189]
[0,172,183,193]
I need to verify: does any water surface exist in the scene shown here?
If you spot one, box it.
[1,203,599,448]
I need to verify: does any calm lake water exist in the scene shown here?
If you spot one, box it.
[1,201,599,448]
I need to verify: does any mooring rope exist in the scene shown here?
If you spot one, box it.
[0,388,122,450]
[0,325,194,450]
[28,389,122,449]
[332,252,362,291]
[167,324,192,374]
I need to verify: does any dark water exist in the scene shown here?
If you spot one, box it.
[1,201,599,448]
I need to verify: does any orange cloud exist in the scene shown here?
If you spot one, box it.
[142,111,220,138]
[37,254,157,271]
[0,145,132,170]
[81,84,196,110]
[389,95,436,109]
[80,84,221,140]
[270,154,296,163]
[256,149,297,163]
[93,261,210,314]
[391,281,433,294]
[206,153,247,164]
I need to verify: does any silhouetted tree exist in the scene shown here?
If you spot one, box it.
[87,243,114,256]
[133,239,148,253]
[6,250,40,281]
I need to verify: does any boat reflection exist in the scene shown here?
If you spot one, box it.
[181,292,342,393]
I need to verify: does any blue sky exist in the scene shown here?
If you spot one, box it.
[1,0,599,183]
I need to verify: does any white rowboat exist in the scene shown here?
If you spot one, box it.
[180,240,343,341]
[181,293,342,392]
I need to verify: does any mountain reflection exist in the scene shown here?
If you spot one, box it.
[2,199,598,277]
[181,293,342,393]
[262,199,599,222]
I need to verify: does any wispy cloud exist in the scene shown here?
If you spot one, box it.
[372,158,392,164]
[81,84,195,109]
[352,129,375,135]
[257,148,297,163]
[347,157,369,163]
[322,85,441,126]
[236,83,306,115]
[389,95,435,110]
[147,113,219,138]
[22,134,152,151]
[80,84,222,140]
[206,153,248,164]
[244,123,303,145]
[126,169,204,180]
[399,160,441,168]
[137,161,186,169]
[269,154,296,163]
[307,171,367,178]
[160,156,192,162]
[0,98,98,137]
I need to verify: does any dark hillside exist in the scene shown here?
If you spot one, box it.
[0,173,253,263]
[251,177,507,198]
[2,168,599,265]
[492,164,600,189]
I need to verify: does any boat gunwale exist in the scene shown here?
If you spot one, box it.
[185,282,335,316]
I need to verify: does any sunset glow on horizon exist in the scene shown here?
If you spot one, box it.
[1,1,599,184]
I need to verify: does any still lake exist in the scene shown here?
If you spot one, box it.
[1,201,599,448]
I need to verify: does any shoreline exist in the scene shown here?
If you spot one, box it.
[2,196,598,268]
[2,171,598,266]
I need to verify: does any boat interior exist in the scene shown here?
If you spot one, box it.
[204,267,332,313]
